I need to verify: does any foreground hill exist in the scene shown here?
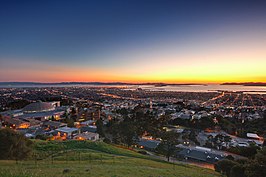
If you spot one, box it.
[0,141,220,177]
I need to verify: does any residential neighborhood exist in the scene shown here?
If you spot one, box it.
[1,86,265,168]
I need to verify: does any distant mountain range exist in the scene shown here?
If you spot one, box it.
[0,82,206,86]
[1,82,265,86]
[221,82,266,86]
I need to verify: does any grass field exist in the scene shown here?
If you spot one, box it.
[0,141,221,177]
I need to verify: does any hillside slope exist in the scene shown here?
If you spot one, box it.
[0,141,220,177]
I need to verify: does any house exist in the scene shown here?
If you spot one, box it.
[137,138,161,151]
[246,133,264,146]
[177,145,226,163]
[42,121,67,130]
[80,120,95,126]
[24,127,47,138]
[21,118,42,127]
[192,111,209,120]
[73,132,99,141]
[55,126,78,138]
[247,133,261,139]
[80,125,97,133]
[171,109,194,120]
[0,116,30,129]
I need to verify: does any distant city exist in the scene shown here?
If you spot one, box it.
[0,86,265,174]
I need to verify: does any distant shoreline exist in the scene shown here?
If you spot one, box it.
[221,82,266,86]
[208,90,266,93]
[0,82,207,86]
[1,82,265,94]
[0,82,265,87]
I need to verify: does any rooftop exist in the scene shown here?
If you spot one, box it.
[23,101,55,113]
[56,127,78,133]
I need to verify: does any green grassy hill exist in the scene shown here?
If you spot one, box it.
[0,140,220,177]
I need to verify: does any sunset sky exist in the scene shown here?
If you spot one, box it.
[0,0,266,83]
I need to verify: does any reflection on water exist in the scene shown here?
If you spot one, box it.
[137,85,266,93]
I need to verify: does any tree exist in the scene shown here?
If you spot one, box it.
[63,111,69,119]
[245,161,265,177]
[110,116,137,147]
[51,115,55,121]
[6,100,30,110]
[70,107,77,117]
[254,146,266,166]
[215,147,266,177]
[223,135,232,148]
[213,134,231,150]
[230,164,246,177]
[192,116,215,129]
[188,129,200,145]
[0,128,32,160]
[205,135,214,148]
[227,145,259,158]
[35,134,49,140]
[225,155,234,161]
[116,108,128,116]
[156,131,179,161]
[214,159,238,177]
[132,110,168,138]
[96,119,105,137]
[119,121,137,147]
[66,118,75,127]
[245,147,266,177]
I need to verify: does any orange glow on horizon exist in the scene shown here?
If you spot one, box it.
[1,41,266,84]
[1,66,265,84]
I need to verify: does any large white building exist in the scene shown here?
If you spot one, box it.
[0,101,68,129]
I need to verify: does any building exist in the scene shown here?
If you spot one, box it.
[23,101,55,113]
[55,126,78,138]
[0,116,30,129]
[73,132,99,141]
[42,121,67,130]
[0,101,68,129]
[80,125,97,133]
[137,138,160,151]
[177,145,226,163]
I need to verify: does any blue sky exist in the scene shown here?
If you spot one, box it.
[0,0,266,82]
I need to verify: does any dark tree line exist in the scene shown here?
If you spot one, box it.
[108,109,181,160]
[171,115,216,130]
[109,110,169,147]
[156,130,179,161]
[215,147,266,177]
[0,128,33,161]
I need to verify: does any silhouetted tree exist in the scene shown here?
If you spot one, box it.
[0,128,32,161]
[188,129,200,145]
[156,131,179,161]
[71,107,76,115]
[51,115,55,121]
[66,118,75,127]
[245,147,266,177]
[96,119,105,137]
[6,100,30,110]
[230,164,246,177]
[214,159,238,177]
[227,145,259,158]
[119,120,137,147]
[215,147,266,177]
[213,134,231,150]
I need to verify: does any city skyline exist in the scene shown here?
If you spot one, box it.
[0,0,266,83]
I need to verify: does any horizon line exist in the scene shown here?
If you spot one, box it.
[1,81,266,85]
